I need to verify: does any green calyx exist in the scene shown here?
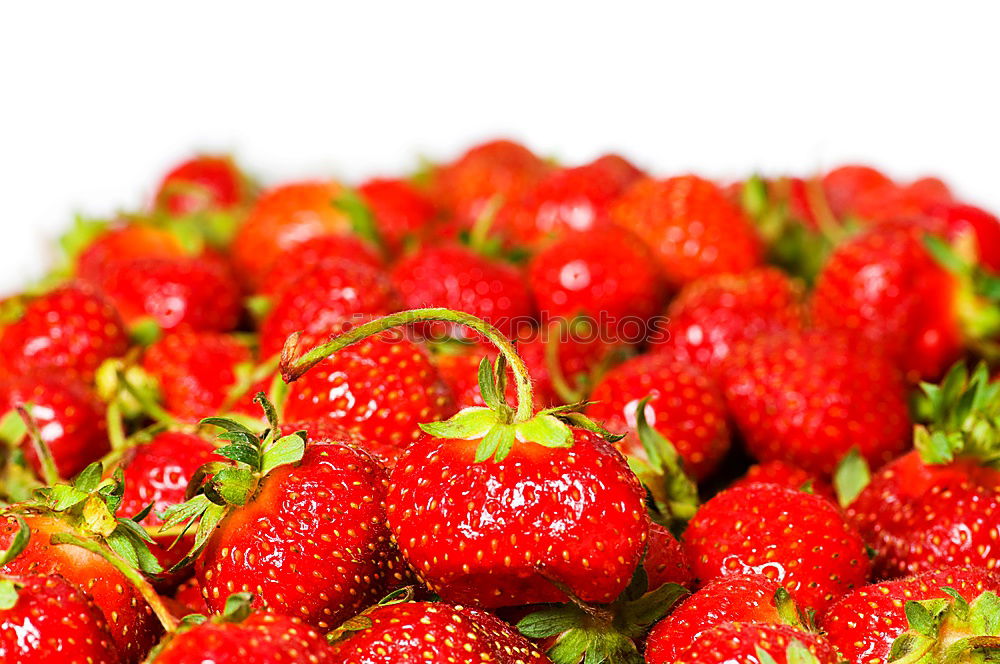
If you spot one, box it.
[833,447,873,508]
[333,188,386,257]
[889,588,1000,664]
[625,396,699,533]
[915,360,1000,467]
[159,393,306,570]
[281,308,624,463]
[924,234,1000,348]
[326,586,417,644]
[755,641,825,664]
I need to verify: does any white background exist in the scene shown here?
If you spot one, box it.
[2,1,998,294]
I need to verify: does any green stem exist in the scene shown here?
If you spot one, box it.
[16,407,61,486]
[281,308,536,423]
[106,401,127,452]
[544,319,584,404]
[50,532,179,633]
[117,370,179,429]
[468,194,503,254]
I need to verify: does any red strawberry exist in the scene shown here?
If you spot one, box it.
[256,234,383,298]
[231,180,353,290]
[153,155,249,216]
[645,522,694,591]
[0,373,109,479]
[259,260,398,358]
[649,267,804,377]
[389,244,535,341]
[171,577,210,617]
[669,622,841,664]
[683,483,871,612]
[528,227,665,327]
[721,329,911,476]
[515,325,617,406]
[76,225,189,284]
[927,202,1000,272]
[0,573,122,663]
[328,601,551,663]
[821,165,896,220]
[433,344,521,410]
[151,611,331,664]
[821,566,1000,664]
[0,283,128,381]
[645,575,789,664]
[587,352,730,481]
[358,177,438,256]
[732,461,836,504]
[610,175,764,287]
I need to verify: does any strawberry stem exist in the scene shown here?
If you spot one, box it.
[15,406,61,486]
[281,308,536,423]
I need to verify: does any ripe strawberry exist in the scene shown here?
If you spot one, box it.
[587,352,730,481]
[645,575,789,664]
[927,203,1000,272]
[256,234,383,298]
[328,601,551,663]
[358,177,438,256]
[683,483,871,612]
[171,577,210,617]
[649,267,804,377]
[429,139,551,229]
[528,227,665,327]
[0,373,109,479]
[821,566,1000,664]
[669,622,841,664]
[259,260,398,358]
[0,283,128,381]
[231,180,353,289]
[389,244,535,342]
[732,461,836,504]
[498,155,643,247]
[153,155,249,216]
[610,175,764,287]
[76,225,189,285]
[645,523,694,591]
[821,165,896,220]
[0,573,121,663]
[721,329,911,476]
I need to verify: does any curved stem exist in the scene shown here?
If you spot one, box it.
[282,308,536,423]
[16,407,61,486]
[544,319,583,404]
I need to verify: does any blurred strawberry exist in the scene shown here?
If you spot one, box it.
[358,177,438,256]
[732,460,836,504]
[153,155,250,216]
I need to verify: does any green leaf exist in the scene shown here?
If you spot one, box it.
[555,412,626,443]
[0,579,19,610]
[333,188,383,250]
[73,462,103,493]
[517,606,581,639]
[924,234,969,276]
[131,501,156,524]
[0,516,30,566]
[514,414,573,449]
[38,484,89,512]
[833,448,871,508]
[222,592,254,622]
[259,434,305,476]
[477,356,503,412]
[82,494,118,537]
[160,494,213,534]
[115,515,155,545]
[216,442,260,467]
[0,410,27,445]
[970,591,1000,636]
[905,600,937,637]
[105,530,140,570]
[475,424,516,463]
[621,582,688,633]
[755,645,780,664]
[200,416,257,435]
[419,407,499,440]
[208,467,255,506]
[785,640,822,664]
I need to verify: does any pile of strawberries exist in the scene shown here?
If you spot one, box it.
[1,139,999,664]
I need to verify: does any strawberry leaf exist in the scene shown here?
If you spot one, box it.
[216,442,260,467]
[833,448,871,508]
[200,416,256,435]
[222,592,254,622]
[0,579,18,610]
[475,424,515,463]
[0,516,29,566]
[0,410,26,446]
[420,407,499,441]
[259,434,305,476]
[514,414,573,449]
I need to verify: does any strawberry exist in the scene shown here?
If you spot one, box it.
[669,622,841,664]
[358,177,438,256]
[328,601,551,663]
[587,352,730,481]
[515,324,618,406]
[821,566,1000,664]
[0,573,122,663]
[256,234,383,298]
[153,155,249,216]
[74,224,190,286]
[683,483,871,612]
[721,329,911,476]
[610,175,764,287]
[0,282,128,381]
[164,410,408,631]
[927,202,1000,272]
[171,577,210,617]
[649,267,804,377]
[732,461,836,504]
[433,343,521,409]
[389,244,535,342]
[645,575,790,664]
[231,180,353,290]
[528,227,665,328]
[0,373,109,480]
[645,522,694,591]
[821,165,896,220]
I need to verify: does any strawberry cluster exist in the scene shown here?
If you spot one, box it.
[0,142,999,663]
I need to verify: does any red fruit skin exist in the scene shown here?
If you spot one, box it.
[610,175,764,287]
[515,328,615,407]
[651,267,804,378]
[142,331,253,422]
[669,622,841,664]
[811,223,963,382]
[721,330,911,476]
[0,573,122,664]
[259,260,398,358]
[282,334,455,466]
[732,461,837,504]
[0,515,161,662]
[154,155,247,215]
[152,614,331,664]
[95,256,241,333]
[389,245,536,342]
[358,177,438,256]
[328,602,551,663]
[386,430,649,608]
[528,228,665,327]
[433,345,521,410]
[0,283,128,381]
[683,484,871,612]
[845,450,1000,578]
[645,575,785,664]
[645,523,694,591]
[76,226,189,284]
[0,373,109,479]
[822,165,896,219]
[928,202,1000,272]
[587,353,730,481]
[196,442,406,630]
[171,577,210,616]
[279,418,401,473]
[231,181,351,290]
[257,234,383,297]
[821,566,1000,664]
